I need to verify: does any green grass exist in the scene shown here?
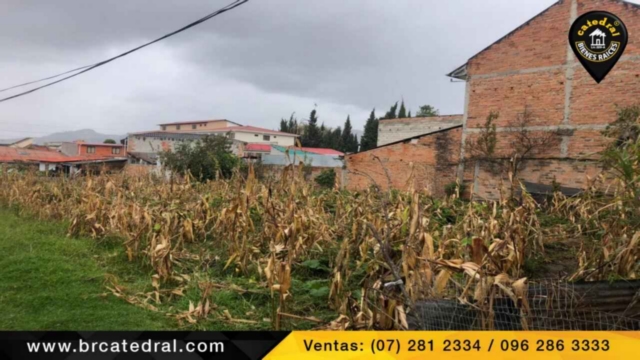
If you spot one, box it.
[0,208,173,330]
[0,207,336,330]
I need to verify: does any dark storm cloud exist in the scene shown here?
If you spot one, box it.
[6,0,631,139]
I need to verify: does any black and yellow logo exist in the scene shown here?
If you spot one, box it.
[569,11,628,83]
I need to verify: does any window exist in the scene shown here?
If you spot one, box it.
[112,147,121,155]
[228,133,235,139]
[86,146,96,154]
[192,124,197,129]
[161,126,166,131]
[274,136,277,138]
[254,134,258,137]
[263,135,271,141]
[176,125,181,130]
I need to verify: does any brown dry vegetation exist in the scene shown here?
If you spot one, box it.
[0,157,638,330]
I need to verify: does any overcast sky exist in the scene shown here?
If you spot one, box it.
[2,0,624,139]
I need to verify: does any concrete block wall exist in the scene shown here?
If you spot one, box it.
[377,115,463,146]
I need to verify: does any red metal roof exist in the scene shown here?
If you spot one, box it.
[0,147,118,164]
[244,143,272,152]
[297,147,344,156]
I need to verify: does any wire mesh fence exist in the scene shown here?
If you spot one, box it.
[407,279,640,330]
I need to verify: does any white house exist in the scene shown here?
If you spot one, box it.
[125,120,299,163]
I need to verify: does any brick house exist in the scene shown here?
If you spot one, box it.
[446,0,640,199]
[60,140,126,158]
[344,0,640,198]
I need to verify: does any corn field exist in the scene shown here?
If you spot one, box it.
[0,163,638,330]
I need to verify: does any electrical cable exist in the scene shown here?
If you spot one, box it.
[0,0,248,103]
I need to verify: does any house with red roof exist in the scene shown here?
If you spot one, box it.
[0,146,127,174]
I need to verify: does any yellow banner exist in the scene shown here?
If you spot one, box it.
[266,331,640,359]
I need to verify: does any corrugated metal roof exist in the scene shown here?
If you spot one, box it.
[271,145,343,156]
[245,143,272,152]
[297,147,344,156]
[261,154,343,168]
[0,147,116,163]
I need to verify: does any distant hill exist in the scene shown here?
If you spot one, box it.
[32,129,126,145]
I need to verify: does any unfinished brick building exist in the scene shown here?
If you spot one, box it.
[447,0,640,199]
[345,125,462,195]
[345,0,640,197]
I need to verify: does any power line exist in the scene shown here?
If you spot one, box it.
[0,65,93,94]
[0,0,249,104]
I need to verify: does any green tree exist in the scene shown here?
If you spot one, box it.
[330,127,342,151]
[341,115,354,152]
[279,119,288,133]
[416,105,439,117]
[360,109,379,151]
[103,139,116,144]
[398,100,407,118]
[159,135,241,181]
[382,102,399,119]
[351,134,359,153]
[302,109,321,147]
[280,113,299,135]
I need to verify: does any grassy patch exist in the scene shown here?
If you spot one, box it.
[0,208,173,330]
[0,208,336,330]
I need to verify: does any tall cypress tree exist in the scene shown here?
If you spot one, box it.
[302,109,321,147]
[279,118,288,133]
[360,108,379,151]
[351,134,359,153]
[341,115,353,152]
[331,127,342,151]
[398,100,407,118]
[383,102,399,119]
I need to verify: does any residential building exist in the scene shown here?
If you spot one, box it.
[126,120,299,165]
[158,119,241,132]
[0,137,34,148]
[0,146,127,174]
[60,140,126,158]
[126,132,245,157]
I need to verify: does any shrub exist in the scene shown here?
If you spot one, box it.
[314,169,336,189]
[444,181,466,196]
[159,135,242,181]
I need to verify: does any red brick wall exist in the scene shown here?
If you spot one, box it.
[345,128,461,196]
[79,144,125,157]
[472,159,604,200]
[462,0,640,199]
[466,1,570,75]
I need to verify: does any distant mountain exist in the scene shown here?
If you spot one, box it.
[32,129,126,145]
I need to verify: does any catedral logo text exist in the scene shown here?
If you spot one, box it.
[569,11,628,83]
